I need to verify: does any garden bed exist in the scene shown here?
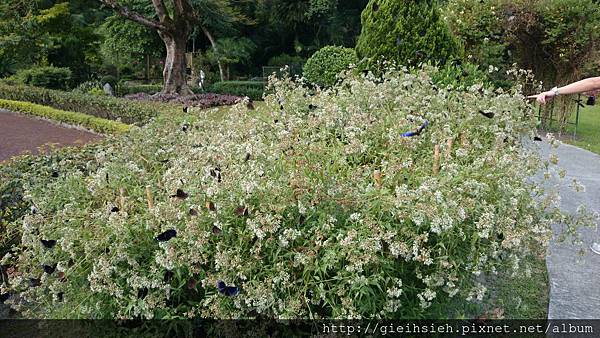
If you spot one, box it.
[0,66,587,320]
[124,92,243,110]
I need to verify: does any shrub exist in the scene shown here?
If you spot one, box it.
[0,99,130,135]
[9,66,72,90]
[356,0,460,69]
[73,81,104,95]
[303,46,358,87]
[208,81,266,101]
[429,62,492,89]
[0,83,160,125]
[1,66,591,320]
[124,92,242,109]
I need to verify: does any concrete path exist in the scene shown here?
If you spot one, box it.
[536,140,600,319]
[0,109,101,163]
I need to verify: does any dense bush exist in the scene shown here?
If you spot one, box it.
[430,62,492,89]
[7,66,72,90]
[0,99,130,135]
[1,66,591,320]
[356,0,460,69]
[303,46,358,87]
[118,84,163,96]
[208,81,266,101]
[0,83,160,125]
[125,92,242,109]
[100,75,118,89]
[72,81,106,96]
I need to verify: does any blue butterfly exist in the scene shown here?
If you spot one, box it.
[216,280,239,297]
[401,120,429,137]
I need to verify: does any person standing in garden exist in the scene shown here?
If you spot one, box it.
[529,76,600,255]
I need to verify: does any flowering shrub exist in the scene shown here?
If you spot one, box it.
[1,66,593,320]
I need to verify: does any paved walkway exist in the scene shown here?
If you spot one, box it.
[0,109,101,163]
[536,139,600,319]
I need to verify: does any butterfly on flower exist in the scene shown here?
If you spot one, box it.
[401,120,429,138]
[42,264,56,274]
[41,239,57,249]
[479,110,495,119]
[171,189,189,200]
[155,229,177,242]
[216,280,239,296]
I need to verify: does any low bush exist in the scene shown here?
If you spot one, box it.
[124,92,241,109]
[117,84,205,97]
[72,81,106,96]
[430,62,492,89]
[8,66,72,90]
[0,83,160,125]
[0,66,592,320]
[0,99,130,135]
[303,46,358,87]
[208,81,265,101]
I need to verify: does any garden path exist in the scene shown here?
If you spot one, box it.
[536,139,600,319]
[0,109,101,163]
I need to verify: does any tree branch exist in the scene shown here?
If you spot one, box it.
[151,0,169,23]
[173,0,198,22]
[99,0,167,31]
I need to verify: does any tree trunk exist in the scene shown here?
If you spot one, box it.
[159,32,193,95]
[202,26,225,82]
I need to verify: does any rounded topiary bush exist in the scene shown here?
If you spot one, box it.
[1,66,588,321]
[356,0,460,68]
[303,46,358,87]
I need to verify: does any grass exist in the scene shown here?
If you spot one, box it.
[540,100,600,155]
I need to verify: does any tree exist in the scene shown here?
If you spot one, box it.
[356,0,460,68]
[98,0,199,94]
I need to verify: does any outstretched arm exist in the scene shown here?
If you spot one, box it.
[528,77,600,104]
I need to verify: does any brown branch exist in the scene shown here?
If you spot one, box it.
[151,0,170,23]
[99,0,167,31]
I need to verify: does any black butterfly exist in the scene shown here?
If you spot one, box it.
[183,106,189,113]
[235,206,249,217]
[105,173,109,184]
[206,201,216,211]
[247,100,255,110]
[308,104,318,111]
[171,189,189,200]
[0,293,9,303]
[479,110,495,119]
[534,136,542,142]
[41,239,57,249]
[155,229,177,242]
[189,208,199,216]
[182,123,190,132]
[164,270,174,283]
[210,168,222,183]
[216,280,239,297]
[244,153,251,162]
[373,2,379,11]
[111,206,120,213]
[212,226,222,235]
[56,292,64,302]
[138,287,149,299]
[29,278,41,287]
[587,96,596,106]
[43,264,56,274]
[51,171,59,178]
[31,206,38,214]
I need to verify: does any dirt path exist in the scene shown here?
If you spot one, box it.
[0,109,102,163]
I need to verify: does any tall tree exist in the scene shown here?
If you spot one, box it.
[99,0,198,94]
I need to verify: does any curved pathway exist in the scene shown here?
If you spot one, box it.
[0,109,102,163]
[536,139,600,319]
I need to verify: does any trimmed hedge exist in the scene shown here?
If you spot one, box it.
[303,46,358,87]
[8,66,72,90]
[208,81,265,101]
[0,83,159,124]
[0,99,130,135]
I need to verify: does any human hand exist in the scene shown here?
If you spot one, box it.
[527,90,557,105]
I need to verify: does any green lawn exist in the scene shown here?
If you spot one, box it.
[561,102,600,155]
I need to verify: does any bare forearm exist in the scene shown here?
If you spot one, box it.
[557,77,600,95]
